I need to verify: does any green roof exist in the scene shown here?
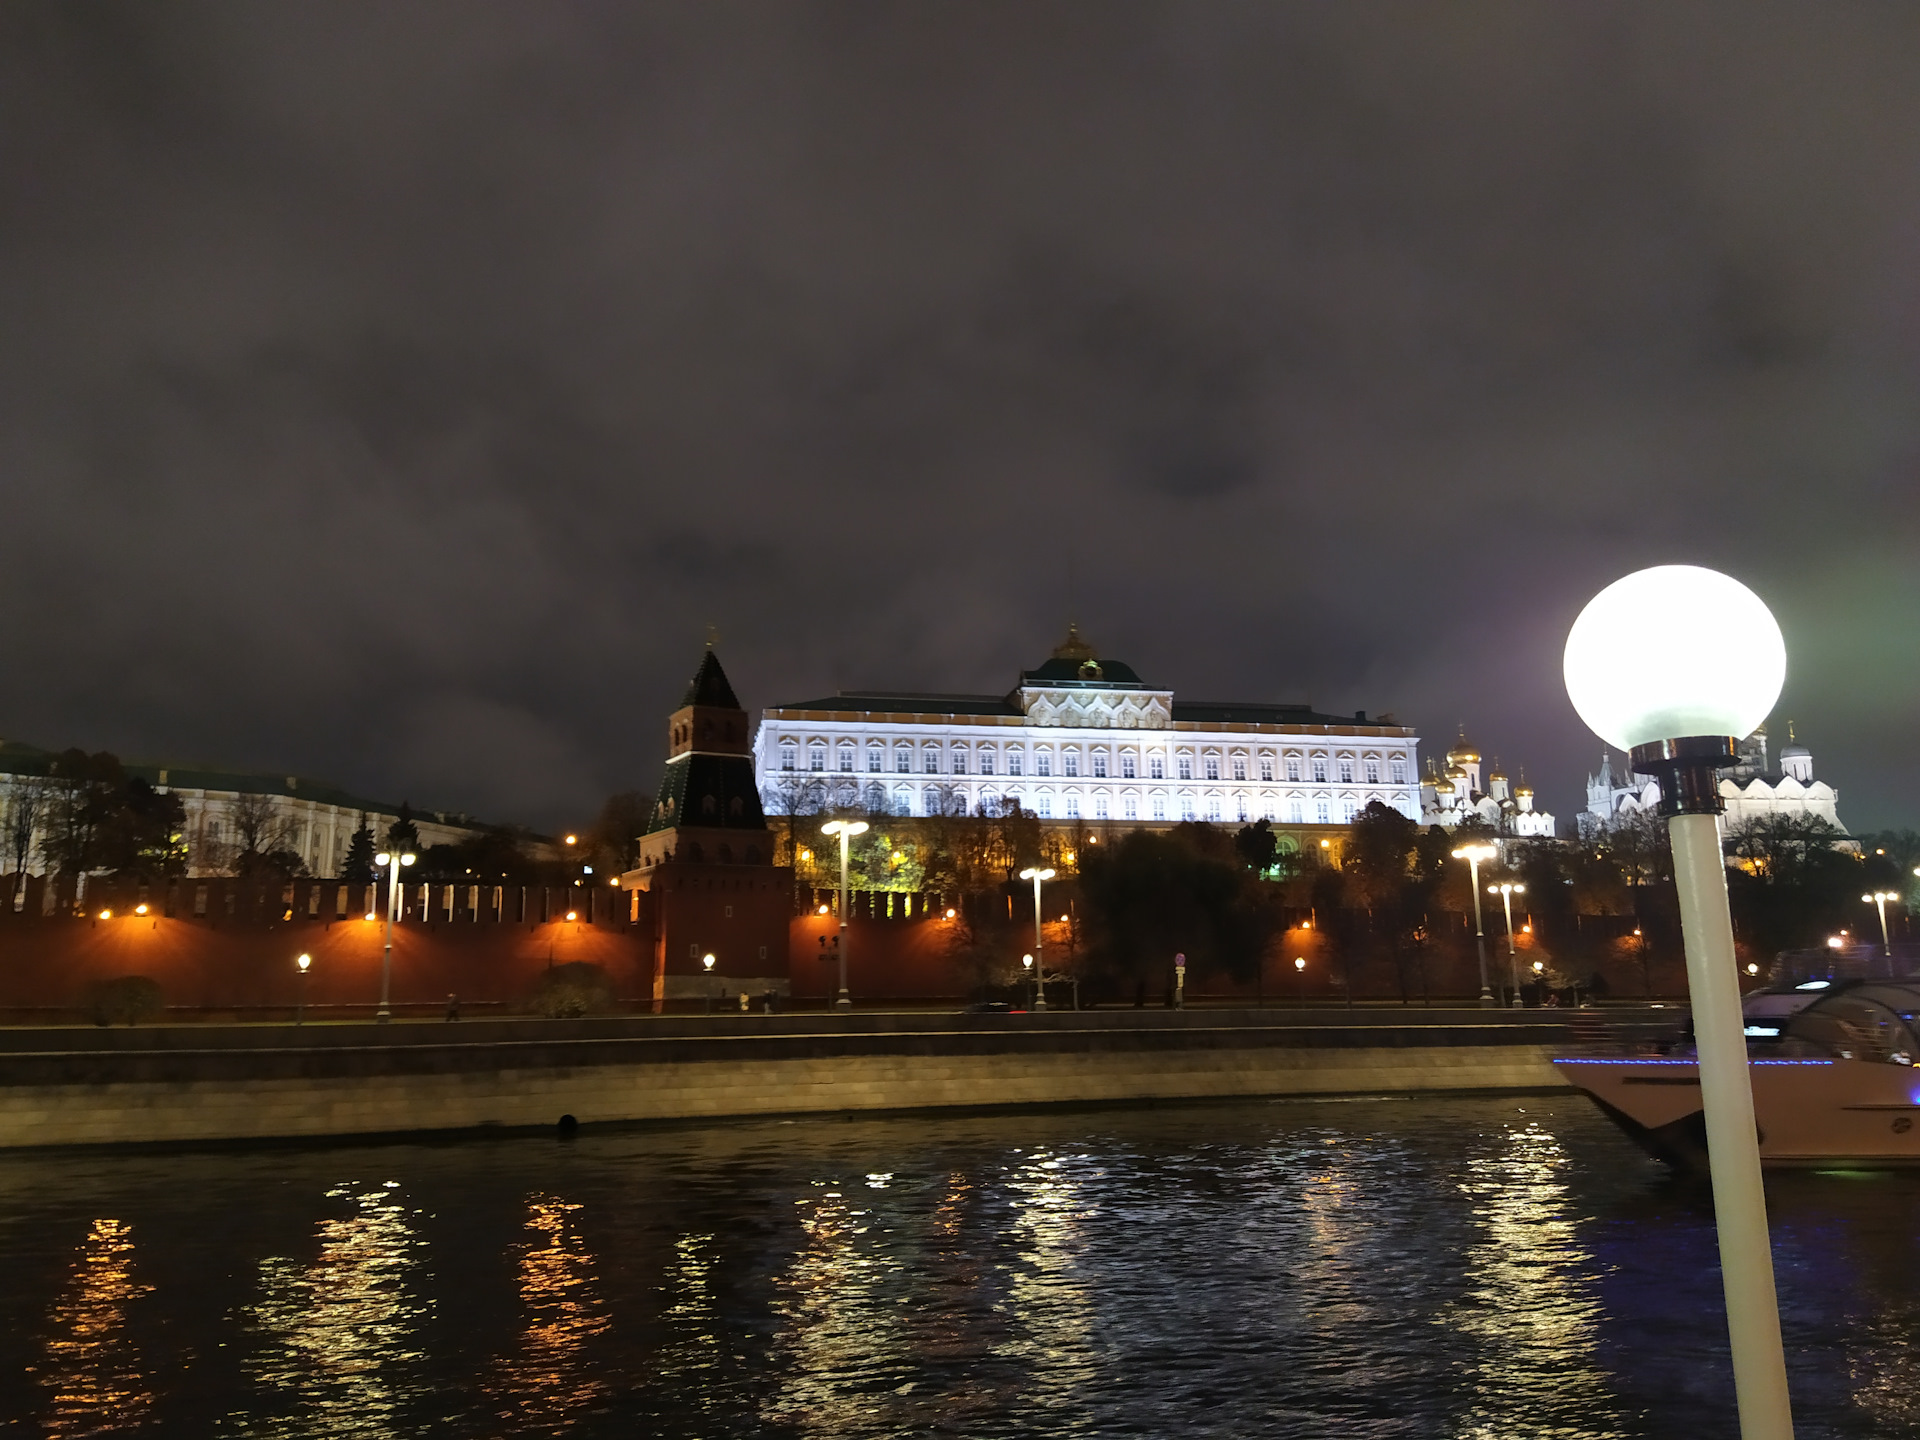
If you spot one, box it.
[680,649,742,710]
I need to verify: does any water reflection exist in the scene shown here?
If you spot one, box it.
[995,1150,1104,1413]
[34,1217,153,1434]
[237,1181,429,1435]
[761,1178,908,1433]
[1448,1120,1630,1438]
[486,1195,609,1432]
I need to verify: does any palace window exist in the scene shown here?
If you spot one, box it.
[1064,753,1079,778]
[1290,799,1304,823]
[1365,759,1379,784]
[1037,794,1053,818]
[1205,757,1220,781]
[952,752,968,776]
[923,749,940,773]
[1287,757,1301,782]
[1237,798,1248,821]
[924,787,941,815]
[1178,756,1193,781]
[1391,757,1406,784]
[1037,754,1052,777]
[810,749,825,772]
[1124,795,1138,819]
[1312,757,1327,783]
[1152,796,1166,820]
[1095,795,1109,818]
[838,747,854,773]
[1207,797,1222,821]
[1066,795,1080,818]
[781,745,796,772]
[1092,753,1107,778]
[896,749,912,774]
[979,752,995,776]
[1316,801,1330,823]
[1339,759,1353,783]
[1121,754,1136,779]
[1260,757,1273,782]
[867,747,883,773]
[1181,796,1197,821]
[1150,756,1165,780]
[1009,752,1023,777]
[1343,800,1356,822]
[1233,757,1247,781]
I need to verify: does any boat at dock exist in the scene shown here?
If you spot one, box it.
[1555,977,1920,1170]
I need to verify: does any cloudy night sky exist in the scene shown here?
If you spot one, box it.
[3,4,1917,832]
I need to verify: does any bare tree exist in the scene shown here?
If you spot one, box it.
[226,790,301,876]
[2,775,49,880]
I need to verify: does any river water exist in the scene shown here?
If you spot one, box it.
[4,1093,1917,1438]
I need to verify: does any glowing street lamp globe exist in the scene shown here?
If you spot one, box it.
[1563,565,1784,751]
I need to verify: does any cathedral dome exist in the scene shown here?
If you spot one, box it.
[1448,743,1480,765]
[1432,776,1456,795]
[1445,763,1468,781]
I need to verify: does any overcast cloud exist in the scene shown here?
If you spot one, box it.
[2,4,1916,830]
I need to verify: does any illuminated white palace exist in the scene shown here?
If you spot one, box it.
[754,626,1423,840]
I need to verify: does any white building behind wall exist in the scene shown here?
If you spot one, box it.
[754,627,1423,842]
[1579,726,1846,839]
[0,742,492,879]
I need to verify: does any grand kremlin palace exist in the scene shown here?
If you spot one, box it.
[752,627,1422,844]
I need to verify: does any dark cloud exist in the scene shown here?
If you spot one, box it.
[1,2,1917,830]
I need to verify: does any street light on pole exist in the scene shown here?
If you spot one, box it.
[295,952,311,1026]
[1489,882,1527,1007]
[1864,892,1898,973]
[1452,842,1498,1007]
[820,820,868,1010]
[372,848,416,1023]
[1019,866,1056,1011]
[1565,562,1793,1440]
[702,951,716,1013]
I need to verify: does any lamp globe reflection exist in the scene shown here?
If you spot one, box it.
[1563,564,1784,751]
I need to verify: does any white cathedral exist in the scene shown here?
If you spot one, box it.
[753,625,1425,840]
[1577,725,1845,839]
[1417,733,1557,837]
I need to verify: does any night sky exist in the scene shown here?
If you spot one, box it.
[4,5,1917,832]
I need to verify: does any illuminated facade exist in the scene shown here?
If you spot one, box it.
[754,626,1423,840]
[1578,725,1845,839]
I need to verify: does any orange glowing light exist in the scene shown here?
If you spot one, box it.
[134,903,149,916]
[946,908,957,919]
[818,904,829,915]
[565,910,578,922]
[564,834,578,846]
[98,909,112,920]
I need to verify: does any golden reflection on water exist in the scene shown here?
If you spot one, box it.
[1447,1121,1628,1439]
[239,1182,429,1435]
[486,1195,609,1432]
[993,1150,1103,1403]
[761,1179,902,1434]
[34,1218,153,1434]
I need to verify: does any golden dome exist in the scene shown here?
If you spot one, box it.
[1514,783,1534,797]
[1432,777,1456,795]
[1445,763,1468,781]
[1446,727,1479,765]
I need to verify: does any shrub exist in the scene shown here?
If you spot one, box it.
[85,975,164,1027]
[530,962,614,1019]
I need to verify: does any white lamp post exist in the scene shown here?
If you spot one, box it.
[1565,563,1793,1440]
[1489,882,1527,1007]
[295,952,311,1026]
[373,848,417,1023]
[1019,866,1056,1011]
[1021,952,1034,1008]
[820,820,868,1009]
[702,951,716,1013]
[1453,843,1498,1006]
[1294,954,1306,1004]
[1864,892,1898,972]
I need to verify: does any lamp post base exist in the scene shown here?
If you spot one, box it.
[1479,991,1495,1008]
[835,991,851,1010]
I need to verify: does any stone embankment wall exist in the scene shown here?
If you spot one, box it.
[0,1010,1660,1151]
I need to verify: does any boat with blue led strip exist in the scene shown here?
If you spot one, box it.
[1555,977,1920,1170]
